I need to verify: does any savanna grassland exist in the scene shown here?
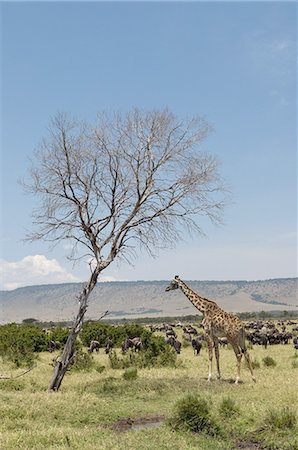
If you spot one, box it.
[1,329,298,450]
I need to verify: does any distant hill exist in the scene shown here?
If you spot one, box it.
[0,278,297,324]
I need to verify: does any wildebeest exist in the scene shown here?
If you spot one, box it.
[122,337,143,353]
[218,337,228,347]
[165,336,181,354]
[182,332,192,342]
[183,325,198,335]
[47,340,60,352]
[247,332,268,349]
[105,337,114,354]
[166,329,177,339]
[293,336,298,350]
[88,340,100,353]
[191,338,202,356]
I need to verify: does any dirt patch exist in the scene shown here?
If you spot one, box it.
[107,414,165,432]
[235,440,262,450]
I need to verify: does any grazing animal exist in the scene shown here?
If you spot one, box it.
[166,329,177,338]
[105,338,114,354]
[165,336,181,354]
[47,340,60,353]
[166,276,256,384]
[183,325,198,335]
[293,336,298,350]
[88,340,100,353]
[191,338,202,356]
[218,337,228,347]
[122,337,143,353]
[182,332,192,342]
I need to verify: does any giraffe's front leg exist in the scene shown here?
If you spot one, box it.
[206,337,213,382]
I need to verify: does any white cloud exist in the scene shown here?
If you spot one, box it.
[0,255,80,290]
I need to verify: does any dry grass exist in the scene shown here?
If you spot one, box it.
[1,342,297,449]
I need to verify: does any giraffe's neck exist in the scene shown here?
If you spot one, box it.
[178,280,214,313]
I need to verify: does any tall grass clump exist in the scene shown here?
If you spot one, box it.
[168,393,220,435]
[245,357,260,370]
[262,356,277,367]
[264,407,296,430]
[219,396,240,418]
[122,367,138,380]
[291,359,298,369]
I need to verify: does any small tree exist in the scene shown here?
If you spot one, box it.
[24,108,227,390]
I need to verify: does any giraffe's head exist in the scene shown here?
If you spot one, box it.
[165,275,180,292]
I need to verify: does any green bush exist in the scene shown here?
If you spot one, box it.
[265,407,296,430]
[262,356,277,367]
[219,397,239,417]
[123,367,138,380]
[108,335,177,369]
[81,322,145,348]
[70,350,94,371]
[0,323,47,367]
[169,393,220,435]
[49,327,70,345]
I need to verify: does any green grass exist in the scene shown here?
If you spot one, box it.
[1,342,297,449]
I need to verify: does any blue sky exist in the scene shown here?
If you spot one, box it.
[0,1,297,289]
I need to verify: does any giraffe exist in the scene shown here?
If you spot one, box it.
[165,275,256,384]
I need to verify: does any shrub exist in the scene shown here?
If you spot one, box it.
[143,334,177,367]
[81,322,145,348]
[80,322,115,347]
[123,367,138,380]
[70,350,94,371]
[49,327,70,345]
[265,407,296,430]
[262,356,277,367]
[0,323,47,367]
[219,397,239,417]
[168,393,220,435]
[108,335,177,369]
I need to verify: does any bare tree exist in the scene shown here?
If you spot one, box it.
[24,108,227,391]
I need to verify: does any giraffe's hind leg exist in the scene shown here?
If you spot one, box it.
[243,350,256,383]
[213,337,221,380]
[231,343,243,384]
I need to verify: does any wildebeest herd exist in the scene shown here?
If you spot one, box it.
[47,318,297,359]
[245,320,297,348]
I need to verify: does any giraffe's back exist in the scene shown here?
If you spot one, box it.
[210,308,244,339]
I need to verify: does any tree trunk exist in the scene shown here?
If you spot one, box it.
[48,266,101,391]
